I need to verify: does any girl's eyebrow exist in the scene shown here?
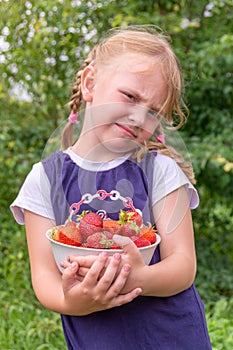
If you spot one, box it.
[135,91,161,113]
[120,87,162,112]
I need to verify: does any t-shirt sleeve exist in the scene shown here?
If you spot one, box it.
[152,154,199,209]
[10,162,55,225]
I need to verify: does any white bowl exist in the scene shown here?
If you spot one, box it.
[46,229,161,272]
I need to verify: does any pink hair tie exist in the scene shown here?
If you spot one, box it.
[155,134,165,144]
[68,111,79,124]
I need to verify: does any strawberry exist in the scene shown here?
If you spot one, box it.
[119,209,143,227]
[132,237,151,248]
[52,221,82,246]
[62,221,82,243]
[119,209,142,237]
[57,232,79,246]
[121,221,140,237]
[103,219,121,234]
[110,243,122,249]
[51,226,62,241]
[126,209,143,227]
[79,212,103,240]
[140,224,157,244]
[86,231,115,249]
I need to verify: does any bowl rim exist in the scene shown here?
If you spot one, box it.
[46,228,161,252]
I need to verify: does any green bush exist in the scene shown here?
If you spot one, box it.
[0,218,66,349]
[207,298,233,350]
[194,200,233,306]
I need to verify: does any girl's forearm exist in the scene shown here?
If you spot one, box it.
[142,253,196,296]
[31,271,69,314]
[32,271,98,316]
[135,253,196,297]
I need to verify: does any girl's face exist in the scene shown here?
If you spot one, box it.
[79,52,167,160]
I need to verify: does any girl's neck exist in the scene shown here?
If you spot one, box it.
[71,138,129,162]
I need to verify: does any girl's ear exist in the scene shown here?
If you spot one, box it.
[81,65,96,102]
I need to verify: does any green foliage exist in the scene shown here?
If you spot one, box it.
[194,200,233,305]
[0,99,55,207]
[0,0,233,348]
[0,218,66,349]
[207,298,233,350]
[186,126,233,204]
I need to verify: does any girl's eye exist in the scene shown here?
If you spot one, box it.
[123,92,137,102]
[148,109,159,119]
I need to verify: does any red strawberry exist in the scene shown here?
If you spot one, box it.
[63,221,82,243]
[86,231,114,249]
[57,232,79,246]
[52,222,82,246]
[79,212,103,240]
[110,243,121,249]
[126,209,143,227]
[121,222,140,237]
[140,224,157,244]
[103,219,121,234]
[119,209,143,227]
[133,237,151,248]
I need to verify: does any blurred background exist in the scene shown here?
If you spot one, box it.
[0,1,232,349]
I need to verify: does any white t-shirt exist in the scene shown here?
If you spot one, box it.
[10,148,199,225]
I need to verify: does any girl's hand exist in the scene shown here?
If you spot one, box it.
[65,235,147,296]
[112,235,148,294]
[61,252,142,315]
[61,254,98,282]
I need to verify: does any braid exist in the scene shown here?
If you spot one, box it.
[136,140,196,184]
[156,144,196,185]
[61,46,98,150]
[69,59,90,112]
[70,45,98,112]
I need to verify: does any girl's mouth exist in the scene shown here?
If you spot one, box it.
[115,123,137,138]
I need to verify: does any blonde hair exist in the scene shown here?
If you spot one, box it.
[62,26,196,184]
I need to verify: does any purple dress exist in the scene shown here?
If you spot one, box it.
[42,151,212,350]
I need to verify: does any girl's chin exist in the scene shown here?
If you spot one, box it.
[102,138,141,154]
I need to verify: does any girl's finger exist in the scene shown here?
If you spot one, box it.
[76,274,84,282]
[113,234,142,260]
[96,253,122,293]
[105,263,132,298]
[68,254,98,268]
[83,252,108,287]
[112,287,142,307]
[60,260,72,269]
[77,266,91,277]
[62,261,79,292]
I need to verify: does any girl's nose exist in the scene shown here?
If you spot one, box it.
[127,105,148,127]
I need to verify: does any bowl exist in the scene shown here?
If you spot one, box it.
[46,229,161,272]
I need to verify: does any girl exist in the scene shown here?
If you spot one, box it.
[11,26,212,349]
